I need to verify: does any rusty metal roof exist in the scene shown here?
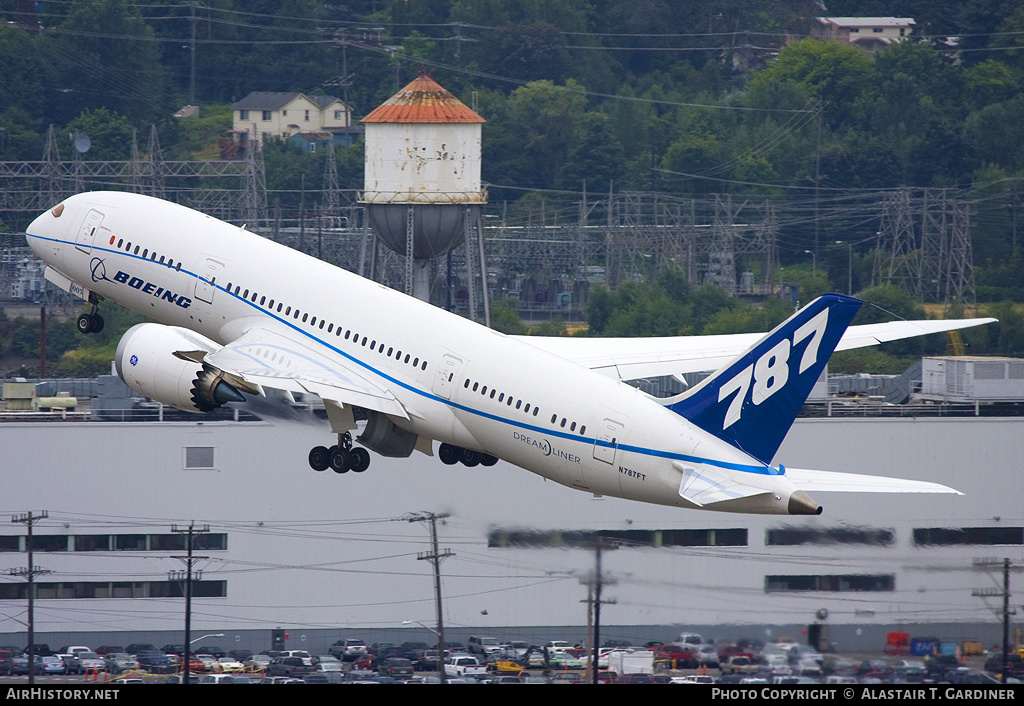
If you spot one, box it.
[362,71,484,124]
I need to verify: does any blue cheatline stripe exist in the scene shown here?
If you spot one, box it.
[27,230,778,478]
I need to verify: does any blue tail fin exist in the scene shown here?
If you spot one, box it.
[668,294,862,465]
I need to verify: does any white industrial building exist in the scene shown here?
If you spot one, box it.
[0,408,1019,653]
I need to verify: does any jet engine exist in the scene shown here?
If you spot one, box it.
[114,323,247,413]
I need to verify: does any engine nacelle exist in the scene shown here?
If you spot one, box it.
[115,323,246,413]
[358,410,418,458]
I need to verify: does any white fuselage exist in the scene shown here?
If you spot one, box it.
[28,192,802,513]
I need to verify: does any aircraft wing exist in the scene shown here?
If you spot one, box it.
[782,467,962,494]
[200,327,409,420]
[512,316,996,381]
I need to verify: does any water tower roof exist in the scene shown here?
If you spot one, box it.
[362,71,484,124]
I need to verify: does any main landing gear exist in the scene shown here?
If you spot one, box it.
[438,443,498,468]
[308,432,371,474]
[76,301,104,334]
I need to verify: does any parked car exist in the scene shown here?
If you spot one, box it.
[444,654,487,678]
[468,636,501,656]
[2,656,30,676]
[266,656,314,678]
[136,650,174,673]
[722,655,760,675]
[984,654,1024,678]
[192,645,227,658]
[214,656,245,673]
[378,657,415,678]
[76,653,106,674]
[104,653,139,674]
[329,639,367,661]
[40,655,68,675]
[244,654,272,672]
[94,646,123,656]
[60,654,82,674]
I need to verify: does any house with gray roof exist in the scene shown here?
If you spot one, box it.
[230,92,360,154]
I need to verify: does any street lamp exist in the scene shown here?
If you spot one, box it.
[804,249,817,276]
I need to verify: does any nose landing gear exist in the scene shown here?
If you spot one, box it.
[308,432,371,474]
[76,301,104,334]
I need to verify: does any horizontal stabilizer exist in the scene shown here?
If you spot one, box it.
[674,461,772,507]
[783,467,962,495]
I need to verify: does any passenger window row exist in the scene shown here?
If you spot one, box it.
[110,235,182,272]
[224,281,429,373]
[459,378,587,434]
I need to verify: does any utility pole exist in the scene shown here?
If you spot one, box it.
[406,512,452,683]
[172,523,209,685]
[582,539,616,684]
[8,511,50,684]
[972,557,1019,685]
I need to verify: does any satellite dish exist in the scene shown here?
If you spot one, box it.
[72,133,91,154]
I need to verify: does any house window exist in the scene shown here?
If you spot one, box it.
[304,110,310,121]
[334,110,342,119]
[282,110,287,116]
[239,110,249,120]
[262,110,272,121]
[310,143,317,153]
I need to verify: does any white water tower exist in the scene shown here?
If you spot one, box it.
[360,70,488,315]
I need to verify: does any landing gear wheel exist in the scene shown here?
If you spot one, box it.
[350,447,370,473]
[76,313,94,334]
[439,443,461,466]
[461,449,482,467]
[481,454,498,467]
[330,447,352,473]
[90,314,104,333]
[308,446,330,471]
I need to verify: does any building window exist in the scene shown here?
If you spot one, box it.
[765,574,895,592]
[239,110,249,120]
[0,533,227,552]
[262,110,272,121]
[334,110,343,119]
[0,580,227,600]
[913,527,1024,546]
[184,446,215,469]
[304,110,310,121]
[488,527,747,548]
[766,525,895,546]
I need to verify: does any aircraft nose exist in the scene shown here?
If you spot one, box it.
[27,201,67,259]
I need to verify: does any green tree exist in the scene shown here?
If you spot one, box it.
[489,298,528,335]
[558,112,626,192]
[48,0,167,124]
[64,109,136,161]
[749,38,875,129]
